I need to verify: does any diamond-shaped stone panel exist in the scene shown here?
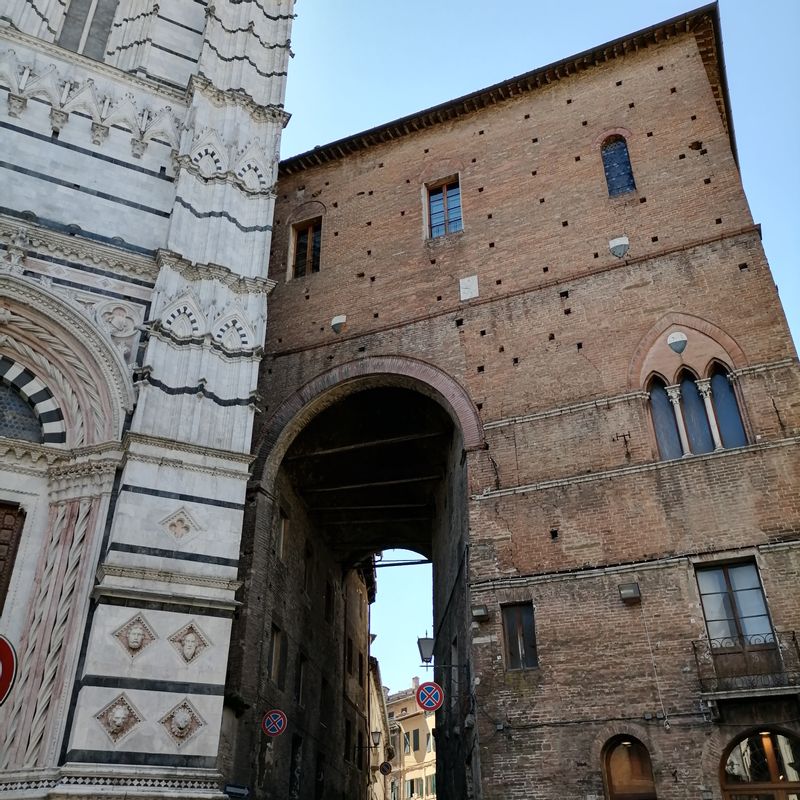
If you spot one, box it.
[168,621,210,664]
[113,613,157,659]
[95,694,142,743]
[160,699,205,747]
[159,506,202,541]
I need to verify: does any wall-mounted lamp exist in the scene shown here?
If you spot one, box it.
[618,582,641,605]
[417,636,435,664]
[471,604,490,622]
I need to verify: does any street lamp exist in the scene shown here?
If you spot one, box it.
[417,636,435,665]
[371,730,381,748]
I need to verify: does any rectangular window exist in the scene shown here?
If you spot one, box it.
[303,543,313,594]
[294,653,306,706]
[324,579,334,622]
[697,562,773,647]
[292,218,322,278]
[426,732,431,752]
[275,508,288,561]
[319,678,332,729]
[427,178,463,238]
[425,774,436,795]
[346,637,354,675]
[57,0,120,60]
[412,728,420,751]
[403,731,410,754]
[268,624,288,688]
[405,780,413,797]
[0,502,25,616]
[344,719,353,762]
[502,603,538,670]
[357,731,364,771]
[358,652,365,688]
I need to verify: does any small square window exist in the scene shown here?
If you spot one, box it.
[291,217,322,278]
[427,177,463,238]
[268,625,288,688]
[502,603,538,670]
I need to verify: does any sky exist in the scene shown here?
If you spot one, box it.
[278,1,800,694]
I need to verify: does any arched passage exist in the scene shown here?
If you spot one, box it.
[232,359,481,800]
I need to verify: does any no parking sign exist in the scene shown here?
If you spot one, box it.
[415,681,444,712]
[261,709,287,737]
[0,635,17,707]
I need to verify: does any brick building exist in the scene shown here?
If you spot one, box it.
[228,3,800,799]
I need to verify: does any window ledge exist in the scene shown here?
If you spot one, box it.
[426,230,465,247]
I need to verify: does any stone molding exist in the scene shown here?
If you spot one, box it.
[188,73,289,125]
[92,585,239,612]
[124,431,254,466]
[156,250,277,295]
[0,217,158,283]
[473,434,800,500]
[97,564,242,591]
[0,23,185,103]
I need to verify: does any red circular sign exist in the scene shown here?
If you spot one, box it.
[0,635,18,707]
[415,680,444,712]
[261,709,287,737]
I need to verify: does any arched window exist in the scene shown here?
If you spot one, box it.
[0,380,43,443]
[604,736,658,800]
[721,729,800,799]
[601,135,636,196]
[710,365,747,448]
[679,371,714,455]
[648,376,682,460]
[647,364,747,460]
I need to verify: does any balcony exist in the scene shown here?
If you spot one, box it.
[692,631,800,697]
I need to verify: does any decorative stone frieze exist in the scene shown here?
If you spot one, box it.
[159,506,202,541]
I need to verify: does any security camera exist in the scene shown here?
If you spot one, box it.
[330,314,347,334]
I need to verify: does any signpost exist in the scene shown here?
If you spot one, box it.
[0,635,17,707]
[261,709,287,737]
[415,680,444,712]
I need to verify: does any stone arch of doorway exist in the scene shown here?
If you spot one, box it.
[251,354,485,487]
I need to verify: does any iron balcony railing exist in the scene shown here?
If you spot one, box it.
[692,630,800,693]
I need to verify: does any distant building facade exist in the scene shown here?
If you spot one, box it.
[387,679,437,800]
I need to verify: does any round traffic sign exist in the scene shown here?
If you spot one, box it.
[0,635,17,707]
[415,680,444,712]
[379,761,392,776]
[261,709,287,737]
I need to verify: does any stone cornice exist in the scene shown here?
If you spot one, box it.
[188,74,289,126]
[157,250,277,295]
[123,431,254,466]
[176,154,278,198]
[0,216,158,283]
[97,563,242,591]
[0,22,185,104]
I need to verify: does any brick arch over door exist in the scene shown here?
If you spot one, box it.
[252,355,485,484]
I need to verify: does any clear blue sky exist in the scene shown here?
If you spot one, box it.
[280,1,800,694]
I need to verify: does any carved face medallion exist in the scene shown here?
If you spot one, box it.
[113,614,157,659]
[168,621,210,664]
[160,700,205,746]
[95,694,142,743]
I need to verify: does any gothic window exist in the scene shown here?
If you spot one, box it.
[679,371,714,455]
[57,0,120,60]
[648,365,746,459]
[0,381,43,443]
[292,218,322,278]
[0,502,26,615]
[427,178,463,238]
[603,736,658,800]
[648,376,682,461]
[710,364,748,448]
[601,135,636,196]
[722,730,800,799]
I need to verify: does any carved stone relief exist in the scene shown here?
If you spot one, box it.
[95,694,142,744]
[113,613,157,659]
[159,699,205,746]
[168,621,210,664]
[159,506,202,541]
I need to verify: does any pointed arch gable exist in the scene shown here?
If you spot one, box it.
[628,312,747,390]
[252,356,484,484]
[161,296,205,338]
[0,275,134,444]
